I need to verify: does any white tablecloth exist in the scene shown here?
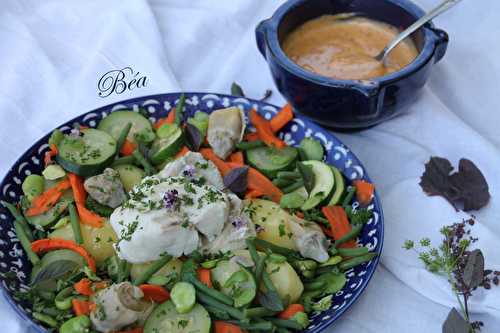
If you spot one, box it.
[1,0,499,332]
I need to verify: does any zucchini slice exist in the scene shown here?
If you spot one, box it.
[246,146,298,178]
[211,260,256,308]
[113,164,145,192]
[144,301,211,333]
[56,129,117,177]
[98,111,154,144]
[149,125,184,165]
[301,161,334,211]
[327,166,345,206]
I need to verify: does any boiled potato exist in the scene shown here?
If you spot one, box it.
[235,250,304,303]
[130,258,183,282]
[113,164,145,192]
[49,219,117,264]
[245,199,297,250]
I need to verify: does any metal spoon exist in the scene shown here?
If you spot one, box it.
[375,0,463,64]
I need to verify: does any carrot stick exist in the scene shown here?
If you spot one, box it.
[175,146,190,159]
[353,180,375,206]
[68,173,104,228]
[320,224,334,238]
[270,103,294,133]
[74,278,93,296]
[245,189,263,199]
[199,148,233,175]
[154,108,176,129]
[44,144,59,166]
[31,238,97,272]
[120,139,137,156]
[197,268,213,288]
[249,109,286,149]
[278,303,305,319]
[71,299,94,316]
[139,284,170,303]
[228,151,244,165]
[321,206,357,248]
[244,132,259,142]
[25,179,71,216]
[227,162,282,203]
[214,321,244,333]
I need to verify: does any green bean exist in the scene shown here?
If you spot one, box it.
[272,178,294,188]
[342,186,356,207]
[304,281,326,291]
[32,312,58,328]
[236,140,265,150]
[132,149,156,176]
[196,291,245,320]
[132,255,172,285]
[246,239,265,284]
[243,307,277,318]
[115,122,132,155]
[338,246,370,258]
[204,305,231,320]
[68,203,83,245]
[333,223,363,248]
[282,179,304,193]
[276,328,292,333]
[190,278,234,306]
[267,318,303,330]
[111,155,137,167]
[1,201,34,241]
[339,253,378,271]
[227,320,274,331]
[55,286,74,310]
[175,93,186,125]
[262,270,278,294]
[320,255,342,267]
[148,275,169,286]
[60,315,91,333]
[14,221,39,265]
[304,212,329,225]
[314,265,339,276]
[253,239,300,258]
[267,253,287,264]
[277,171,301,180]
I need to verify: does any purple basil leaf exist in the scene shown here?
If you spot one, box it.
[463,249,485,290]
[442,308,470,333]
[449,159,490,211]
[419,157,457,209]
[185,123,202,152]
[224,167,248,194]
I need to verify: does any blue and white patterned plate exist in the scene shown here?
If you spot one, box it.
[0,93,383,332]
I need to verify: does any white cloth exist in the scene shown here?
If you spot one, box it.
[1,0,499,332]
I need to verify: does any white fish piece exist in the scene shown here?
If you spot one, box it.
[207,107,246,159]
[287,215,331,263]
[158,151,224,190]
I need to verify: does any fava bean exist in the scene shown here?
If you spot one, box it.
[60,315,91,333]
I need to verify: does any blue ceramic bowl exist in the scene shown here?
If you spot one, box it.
[0,93,383,332]
[256,0,449,129]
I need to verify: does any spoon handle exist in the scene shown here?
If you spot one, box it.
[379,0,462,61]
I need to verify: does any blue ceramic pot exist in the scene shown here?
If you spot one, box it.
[256,0,449,129]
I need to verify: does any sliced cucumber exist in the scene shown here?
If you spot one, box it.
[211,260,256,308]
[113,164,145,192]
[246,146,298,178]
[328,166,345,206]
[149,125,184,165]
[98,111,154,145]
[144,301,211,333]
[31,249,85,289]
[299,137,324,161]
[56,129,117,177]
[171,282,196,314]
[26,196,73,228]
[301,161,334,211]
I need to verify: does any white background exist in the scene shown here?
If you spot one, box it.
[1,0,499,332]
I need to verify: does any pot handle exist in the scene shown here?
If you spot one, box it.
[353,83,385,120]
[432,28,449,63]
[256,19,270,58]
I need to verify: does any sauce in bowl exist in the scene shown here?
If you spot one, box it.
[282,15,419,80]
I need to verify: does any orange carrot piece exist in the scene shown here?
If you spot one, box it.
[71,299,94,316]
[353,180,375,206]
[74,278,93,296]
[279,303,305,319]
[197,268,213,288]
[154,108,176,129]
[139,284,170,303]
[228,151,244,165]
[320,224,334,238]
[270,103,294,133]
[93,281,109,291]
[227,162,282,203]
[214,321,244,333]
[120,139,137,156]
[249,109,286,149]
[175,146,191,159]
[245,189,263,199]
[31,238,97,272]
[199,148,233,175]
[68,173,104,228]
[321,206,357,248]
[114,328,143,333]
[244,132,259,142]
[25,179,71,217]
[44,144,59,166]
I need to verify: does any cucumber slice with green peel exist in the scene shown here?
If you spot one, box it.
[31,249,85,289]
[149,126,184,165]
[299,137,324,161]
[144,301,211,333]
[157,123,179,139]
[328,166,345,206]
[211,260,256,308]
[98,111,154,145]
[25,194,73,228]
[56,129,117,177]
[246,146,298,178]
[171,282,196,314]
[301,161,335,211]
[113,164,145,192]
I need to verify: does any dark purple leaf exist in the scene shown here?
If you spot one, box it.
[442,308,470,333]
[419,157,456,208]
[449,159,490,211]
[260,89,273,101]
[185,123,202,152]
[463,249,484,290]
[224,167,249,195]
[231,82,245,97]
